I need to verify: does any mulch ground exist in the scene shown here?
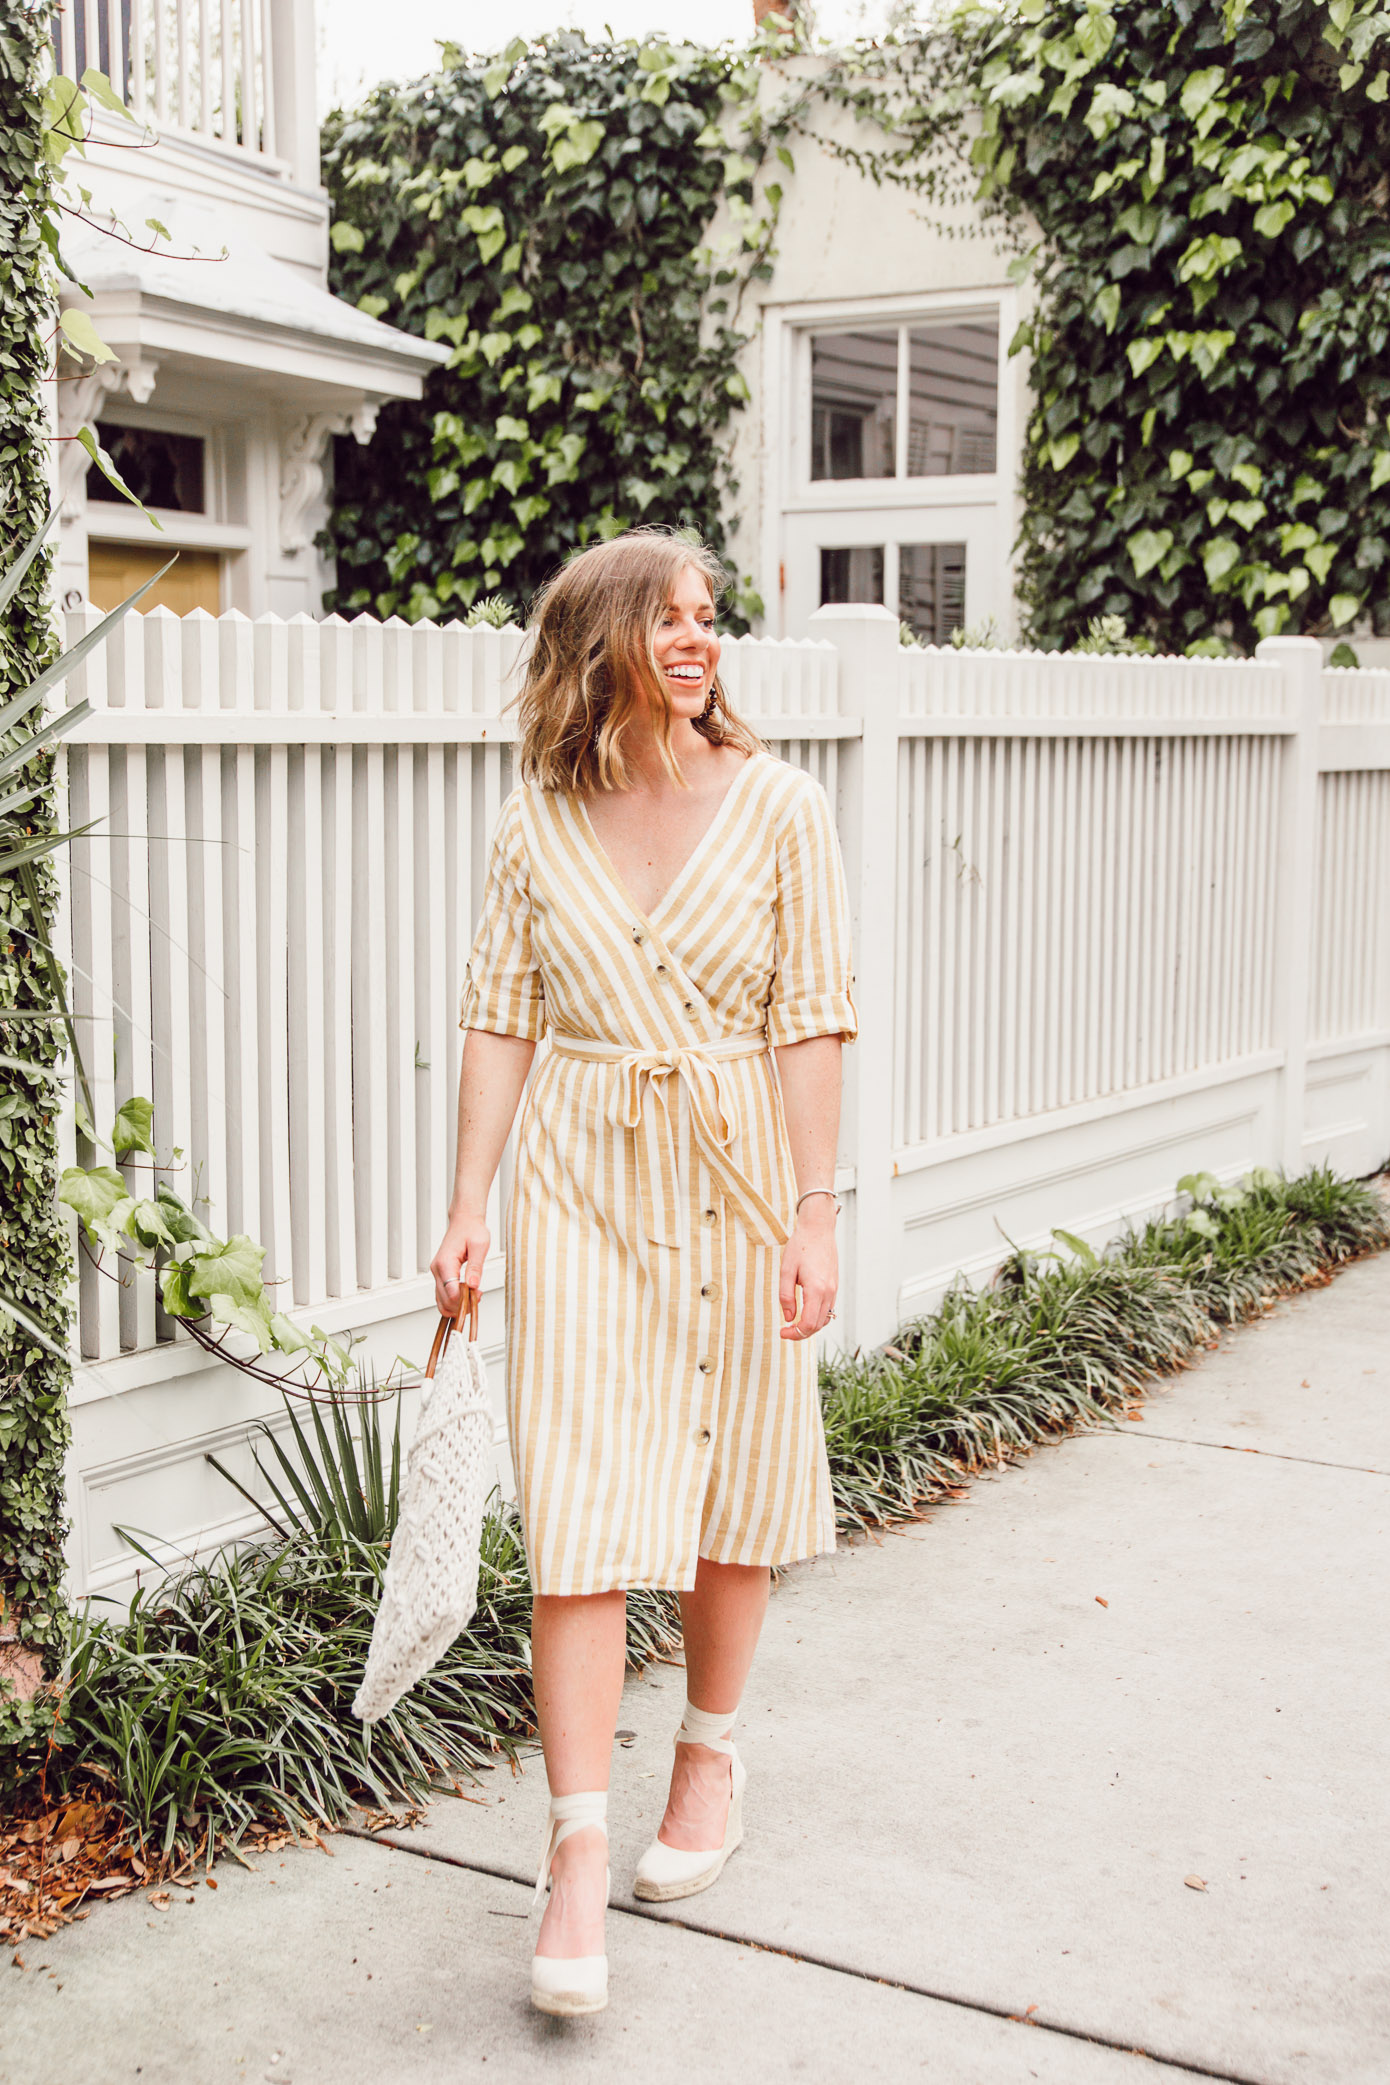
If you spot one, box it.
[0,1766,297,1958]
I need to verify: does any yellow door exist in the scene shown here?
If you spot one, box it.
[88,543,222,616]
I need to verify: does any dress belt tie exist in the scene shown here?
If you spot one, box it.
[548,1032,789,1250]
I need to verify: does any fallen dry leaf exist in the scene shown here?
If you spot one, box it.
[204,1877,218,1891]
[1184,1875,1207,1892]
[1095,1596,1109,1608]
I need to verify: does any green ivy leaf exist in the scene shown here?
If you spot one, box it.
[1093,283,1120,333]
[552,120,604,173]
[1253,200,1295,240]
[1202,537,1241,585]
[111,1096,157,1159]
[1329,593,1361,628]
[57,1165,134,1252]
[1370,452,1390,492]
[184,1234,268,1310]
[1126,338,1165,378]
[205,1292,275,1350]
[268,1311,315,1354]
[58,306,117,363]
[1169,450,1193,479]
[1048,433,1080,470]
[126,1199,176,1249]
[330,220,365,253]
[159,1257,199,1319]
[1127,528,1173,577]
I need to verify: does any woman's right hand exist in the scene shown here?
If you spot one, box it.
[430,1209,490,1316]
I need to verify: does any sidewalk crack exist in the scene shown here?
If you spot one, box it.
[1105,1428,1387,1476]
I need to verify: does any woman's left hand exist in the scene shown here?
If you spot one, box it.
[778,1206,838,1340]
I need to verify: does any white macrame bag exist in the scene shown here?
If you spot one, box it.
[353,1291,494,1724]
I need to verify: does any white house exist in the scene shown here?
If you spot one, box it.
[53,0,447,622]
[724,55,1029,646]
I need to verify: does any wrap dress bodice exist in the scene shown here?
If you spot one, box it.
[459,749,858,1595]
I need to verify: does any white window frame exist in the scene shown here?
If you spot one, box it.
[758,288,1020,639]
[83,407,253,606]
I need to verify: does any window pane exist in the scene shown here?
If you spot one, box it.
[810,331,898,480]
[899,543,966,645]
[820,546,885,607]
[87,425,206,513]
[907,322,998,476]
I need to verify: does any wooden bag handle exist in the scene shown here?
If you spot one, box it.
[425,1286,480,1380]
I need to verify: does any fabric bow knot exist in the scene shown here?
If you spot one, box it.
[553,1035,788,1250]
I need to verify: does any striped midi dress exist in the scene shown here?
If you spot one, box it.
[458,750,859,1596]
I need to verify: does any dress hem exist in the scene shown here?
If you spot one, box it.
[527,1529,840,1600]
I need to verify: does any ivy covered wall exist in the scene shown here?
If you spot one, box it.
[325,7,1390,656]
[0,2,73,1747]
[802,0,1390,653]
[322,34,777,623]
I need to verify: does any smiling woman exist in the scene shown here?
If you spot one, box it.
[425,525,857,2015]
[515,529,762,798]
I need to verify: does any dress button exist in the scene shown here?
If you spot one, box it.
[700,1283,716,1299]
[703,1206,717,1222]
[695,1427,711,1446]
[656,963,668,975]
[698,1358,714,1374]
[683,1001,695,1012]
[632,928,644,943]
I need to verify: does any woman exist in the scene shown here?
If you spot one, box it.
[430,528,857,2017]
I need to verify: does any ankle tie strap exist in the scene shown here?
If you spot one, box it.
[674,1700,738,1757]
[533,1789,608,1913]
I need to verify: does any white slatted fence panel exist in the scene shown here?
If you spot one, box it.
[892,732,1284,1150]
[1310,771,1390,1044]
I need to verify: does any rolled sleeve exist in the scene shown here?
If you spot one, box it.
[766,776,859,1049]
[459,791,545,1040]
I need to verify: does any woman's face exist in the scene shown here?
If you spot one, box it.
[651,564,720,720]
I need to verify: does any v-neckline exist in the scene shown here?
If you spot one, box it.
[575,751,765,927]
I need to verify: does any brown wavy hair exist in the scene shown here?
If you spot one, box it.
[515,527,763,794]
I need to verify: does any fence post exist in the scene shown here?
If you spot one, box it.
[1257,634,1323,1177]
[809,602,902,1353]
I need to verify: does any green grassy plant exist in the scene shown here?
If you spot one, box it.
[823,1165,1387,1536]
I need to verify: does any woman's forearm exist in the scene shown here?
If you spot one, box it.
[450,1028,536,1216]
[774,1034,843,1204]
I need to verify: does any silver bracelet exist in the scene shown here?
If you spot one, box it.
[795,1187,841,1216]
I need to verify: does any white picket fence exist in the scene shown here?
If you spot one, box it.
[56,605,1390,1595]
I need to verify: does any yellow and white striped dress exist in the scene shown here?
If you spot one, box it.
[459,750,858,1596]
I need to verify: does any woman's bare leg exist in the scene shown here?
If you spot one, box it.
[531,1590,627,1958]
[658,1558,770,1850]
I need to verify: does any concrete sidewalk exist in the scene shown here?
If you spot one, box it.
[6,1254,1388,2085]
